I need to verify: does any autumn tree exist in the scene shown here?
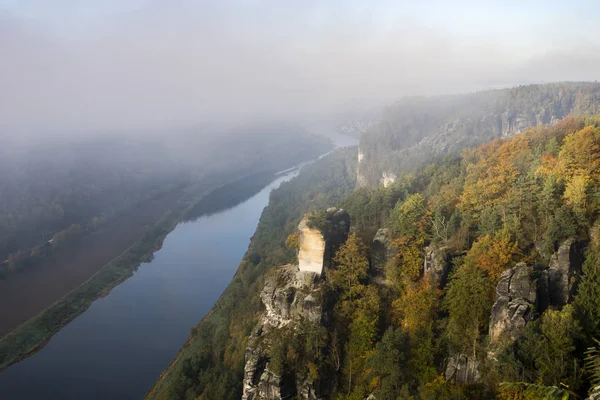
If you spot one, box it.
[463,231,522,283]
[391,277,440,336]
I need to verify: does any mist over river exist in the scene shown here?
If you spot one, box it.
[0,133,356,399]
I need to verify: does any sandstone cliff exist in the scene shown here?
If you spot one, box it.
[242,209,350,399]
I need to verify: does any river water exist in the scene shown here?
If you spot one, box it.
[0,132,356,399]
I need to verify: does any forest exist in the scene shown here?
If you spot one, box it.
[323,116,600,399]
[358,82,600,187]
[149,116,600,399]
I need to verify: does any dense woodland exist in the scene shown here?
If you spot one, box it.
[0,127,330,274]
[325,116,600,399]
[358,82,600,186]
[150,116,600,399]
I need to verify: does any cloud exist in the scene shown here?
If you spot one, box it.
[1,1,599,133]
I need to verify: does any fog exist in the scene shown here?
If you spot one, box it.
[1,1,599,134]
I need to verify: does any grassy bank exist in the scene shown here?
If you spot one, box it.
[0,202,186,372]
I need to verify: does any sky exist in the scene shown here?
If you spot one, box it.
[1,1,599,133]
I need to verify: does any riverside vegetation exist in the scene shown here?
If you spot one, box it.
[148,84,600,400]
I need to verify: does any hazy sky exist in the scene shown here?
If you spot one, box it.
[1,1,599,132]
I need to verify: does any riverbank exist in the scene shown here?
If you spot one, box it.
[0,201,185,372]
[0,168,285,373]
[0,188,185,338]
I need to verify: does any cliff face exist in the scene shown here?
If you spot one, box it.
[297,219,326,274]
[242,265,325,400]
[488,263,538,357]
[357,83,600,186]
[243,209,350,400]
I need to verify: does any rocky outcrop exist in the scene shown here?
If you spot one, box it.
[423,245,452,284]
[371,228,395,276]
[298,208,350,275]
[488,263,537,356]
[243,265,325,400]
[356,148,368,188]
[243,210,350,399]
[445,354,480,385]
[548,238,583,307]
[380,172,397,188]
[298,219,326,275]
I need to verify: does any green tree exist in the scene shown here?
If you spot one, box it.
[574,251,600,337]
[328,233,369,302]
[388,193,426,236]
[444,260,492,356]
[367,327,408,400]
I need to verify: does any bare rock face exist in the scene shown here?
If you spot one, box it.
[243,265,324,400]
[371,228,396,276]
[548,238,583,307]
[298,219,326,274]
[380,172,397,188]
[423,245,452,284]
[488,263,537,356]
[298,208,350,275]
[445,354,480,385]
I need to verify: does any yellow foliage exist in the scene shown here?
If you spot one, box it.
[534,153,559,178]
[464,232,522,282]
[391,277,440,335]
[389,234,424,284]
[285,231,299,250]
[558,126,600,182]
[564,173,591,212]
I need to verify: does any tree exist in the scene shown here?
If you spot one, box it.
[564,174,591,212]
[367,327,408,400]
[392,277,440,335]
[388,234,425,285]
[328,233,369,302]
[285,231,299,250]
[574,251,600,337]
[463,231,522,283]
[520,305,582,388]
[388,193,426,236]
[444,261,492,356]
[558,126,600,182]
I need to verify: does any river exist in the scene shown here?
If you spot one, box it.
[0,132,357,399]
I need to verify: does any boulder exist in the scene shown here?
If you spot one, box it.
[488,263,537,357]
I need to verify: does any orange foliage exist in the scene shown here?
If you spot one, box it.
[464,232,522,282]
[391,277,440,335]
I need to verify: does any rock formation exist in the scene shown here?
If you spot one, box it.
[298,208,350,275]
[371,228,395,277]
[423,245,452,284]
[298,219,326,274]
[445,354,480,385]
[243,210,350,399]
[380,172,397,188]
[242,265,325,400]
[548,238,582,307]
[488,263,537,357]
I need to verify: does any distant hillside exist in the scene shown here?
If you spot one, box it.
[358,82,600,186]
